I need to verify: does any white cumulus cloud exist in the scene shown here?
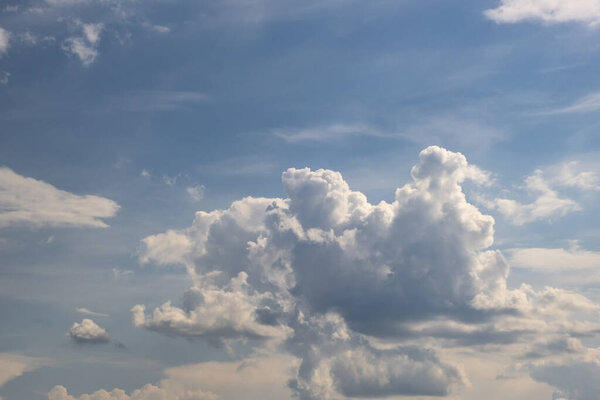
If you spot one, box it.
[68,319,110,344]
[133,146,600,399]
[485,0,600,26]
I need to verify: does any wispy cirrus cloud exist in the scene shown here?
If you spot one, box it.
[105,91,209,112]
[76,307,109,318]
[272,117,507,150]
[272,123,386,142]
[544,91,600,114]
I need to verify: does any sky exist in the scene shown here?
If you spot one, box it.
[2,0,600,399]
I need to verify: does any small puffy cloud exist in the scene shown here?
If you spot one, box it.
[0,167,119,228]
[63,37,98,66]
[485,0,600,26]
[68,319,110,344]
[187,185,205,202]
[142,23,171,34]
[0,27,10,55]
[62,22,103,66]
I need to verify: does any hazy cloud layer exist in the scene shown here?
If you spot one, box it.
[48,384,217,400]
[0,167,119,228]
[48,355,301,400]
[0,354,47,389]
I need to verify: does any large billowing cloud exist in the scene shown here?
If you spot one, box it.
[129,146,600,399]
[485,0,600,26]
[0,167,119,228]
[139,146,515,332]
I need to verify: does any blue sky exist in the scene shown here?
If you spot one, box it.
[2,1,600,399]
